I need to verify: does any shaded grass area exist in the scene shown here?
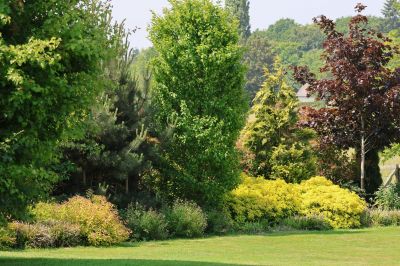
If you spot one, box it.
[1,227,400,265]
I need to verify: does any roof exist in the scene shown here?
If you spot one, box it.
[296,83,311,98]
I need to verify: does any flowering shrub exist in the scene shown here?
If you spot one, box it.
[32,195,130,246]
[227,174,300,224]
[298,176,367,229]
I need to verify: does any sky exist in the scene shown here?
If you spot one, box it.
[111,0,385,49]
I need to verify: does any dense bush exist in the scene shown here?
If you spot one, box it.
[0,227,16,250]
[206,209,234,235]
[298,176,367,229]
[365,209,400,227]
[9,221,81,248]
[280,216,332,231]
[374,184,400,210]
[227,174,300,224]
[228,175,366,229]
[32,195,130,246]
[125,203,169,241]
[166,200,207,238]
[269,143,317,183]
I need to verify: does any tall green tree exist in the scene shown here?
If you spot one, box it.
[382,0,400,32]
[149,0,247,206]
[0,0,115,220]
[242,58,316,182]
[243,32,276,100]
[225,0,251,39]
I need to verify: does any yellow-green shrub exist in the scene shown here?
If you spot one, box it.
[32,195,130,246]
[298,176,367,229]
[227,174,300,223]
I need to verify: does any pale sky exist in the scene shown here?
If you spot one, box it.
[111,0,385,49]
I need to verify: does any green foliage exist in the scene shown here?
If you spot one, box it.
[299,177,367,229]
[0,227,16,250]
[0,0,116,220]
[9,221,82,249]
[382,0,400,32]
[205,209,234,235]
[228,174,300,224]
[241,59,316,181]
[225,0,251,39]
[364,209,400,227]
[166,200,207,238]
[374,184,400,210]
[280,216,332,231]
[125,203,169,241]
[32,195,130,246]
[61,23,153,201]
[243,32,276,100]
[269,143,317,183]
[149,0,247,206]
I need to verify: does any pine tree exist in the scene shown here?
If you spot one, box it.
[61,25,153,202]
[225,0,251,39]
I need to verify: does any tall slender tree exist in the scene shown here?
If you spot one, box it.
[294,4,400,194]
[382,0,400,32]
[225,0,251,39]
[149,0,247,206]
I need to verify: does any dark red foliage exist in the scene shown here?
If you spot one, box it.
[294,4,400,193]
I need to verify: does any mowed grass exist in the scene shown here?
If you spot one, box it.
[1,227,400,266]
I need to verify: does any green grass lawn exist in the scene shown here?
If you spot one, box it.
[1,227,400,266]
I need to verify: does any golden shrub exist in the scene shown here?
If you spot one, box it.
[228,174,300,223]
[298,176,367,229]
[32,195,130,246]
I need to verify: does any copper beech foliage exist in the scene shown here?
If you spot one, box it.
[293,4,400,192]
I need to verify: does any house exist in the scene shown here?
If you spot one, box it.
[296,83,315,103]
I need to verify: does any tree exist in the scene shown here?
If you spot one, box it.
[149,0,247,206]
[61,25,154,204]
[225,0,251,39]
[0,0,115,220]
[241,58,316,182]
[294,4,400,194]
[243,32,276,100]
[382,0,400,32]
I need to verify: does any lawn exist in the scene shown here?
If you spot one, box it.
[1,227,400,266]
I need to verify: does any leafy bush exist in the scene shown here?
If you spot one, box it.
[206,209,234,235]
[269,143,316,183]
[0,227,16,250]
[125,203,169,241]
[166,200,207,238]
[227,174,300,224]
[236,221,269,234]
[32,195,130,246]
[280,216,332,231]
[374,184,400,210]
[298,176,367,229]
[9,221,82,248]
[367,209,400,227]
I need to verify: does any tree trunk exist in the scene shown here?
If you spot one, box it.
[125,177,129,194]
[360,134,365,191]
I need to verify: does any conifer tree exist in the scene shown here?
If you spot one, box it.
[382,0,400,32]
[225,0,251,39]
[242,58,316,182]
